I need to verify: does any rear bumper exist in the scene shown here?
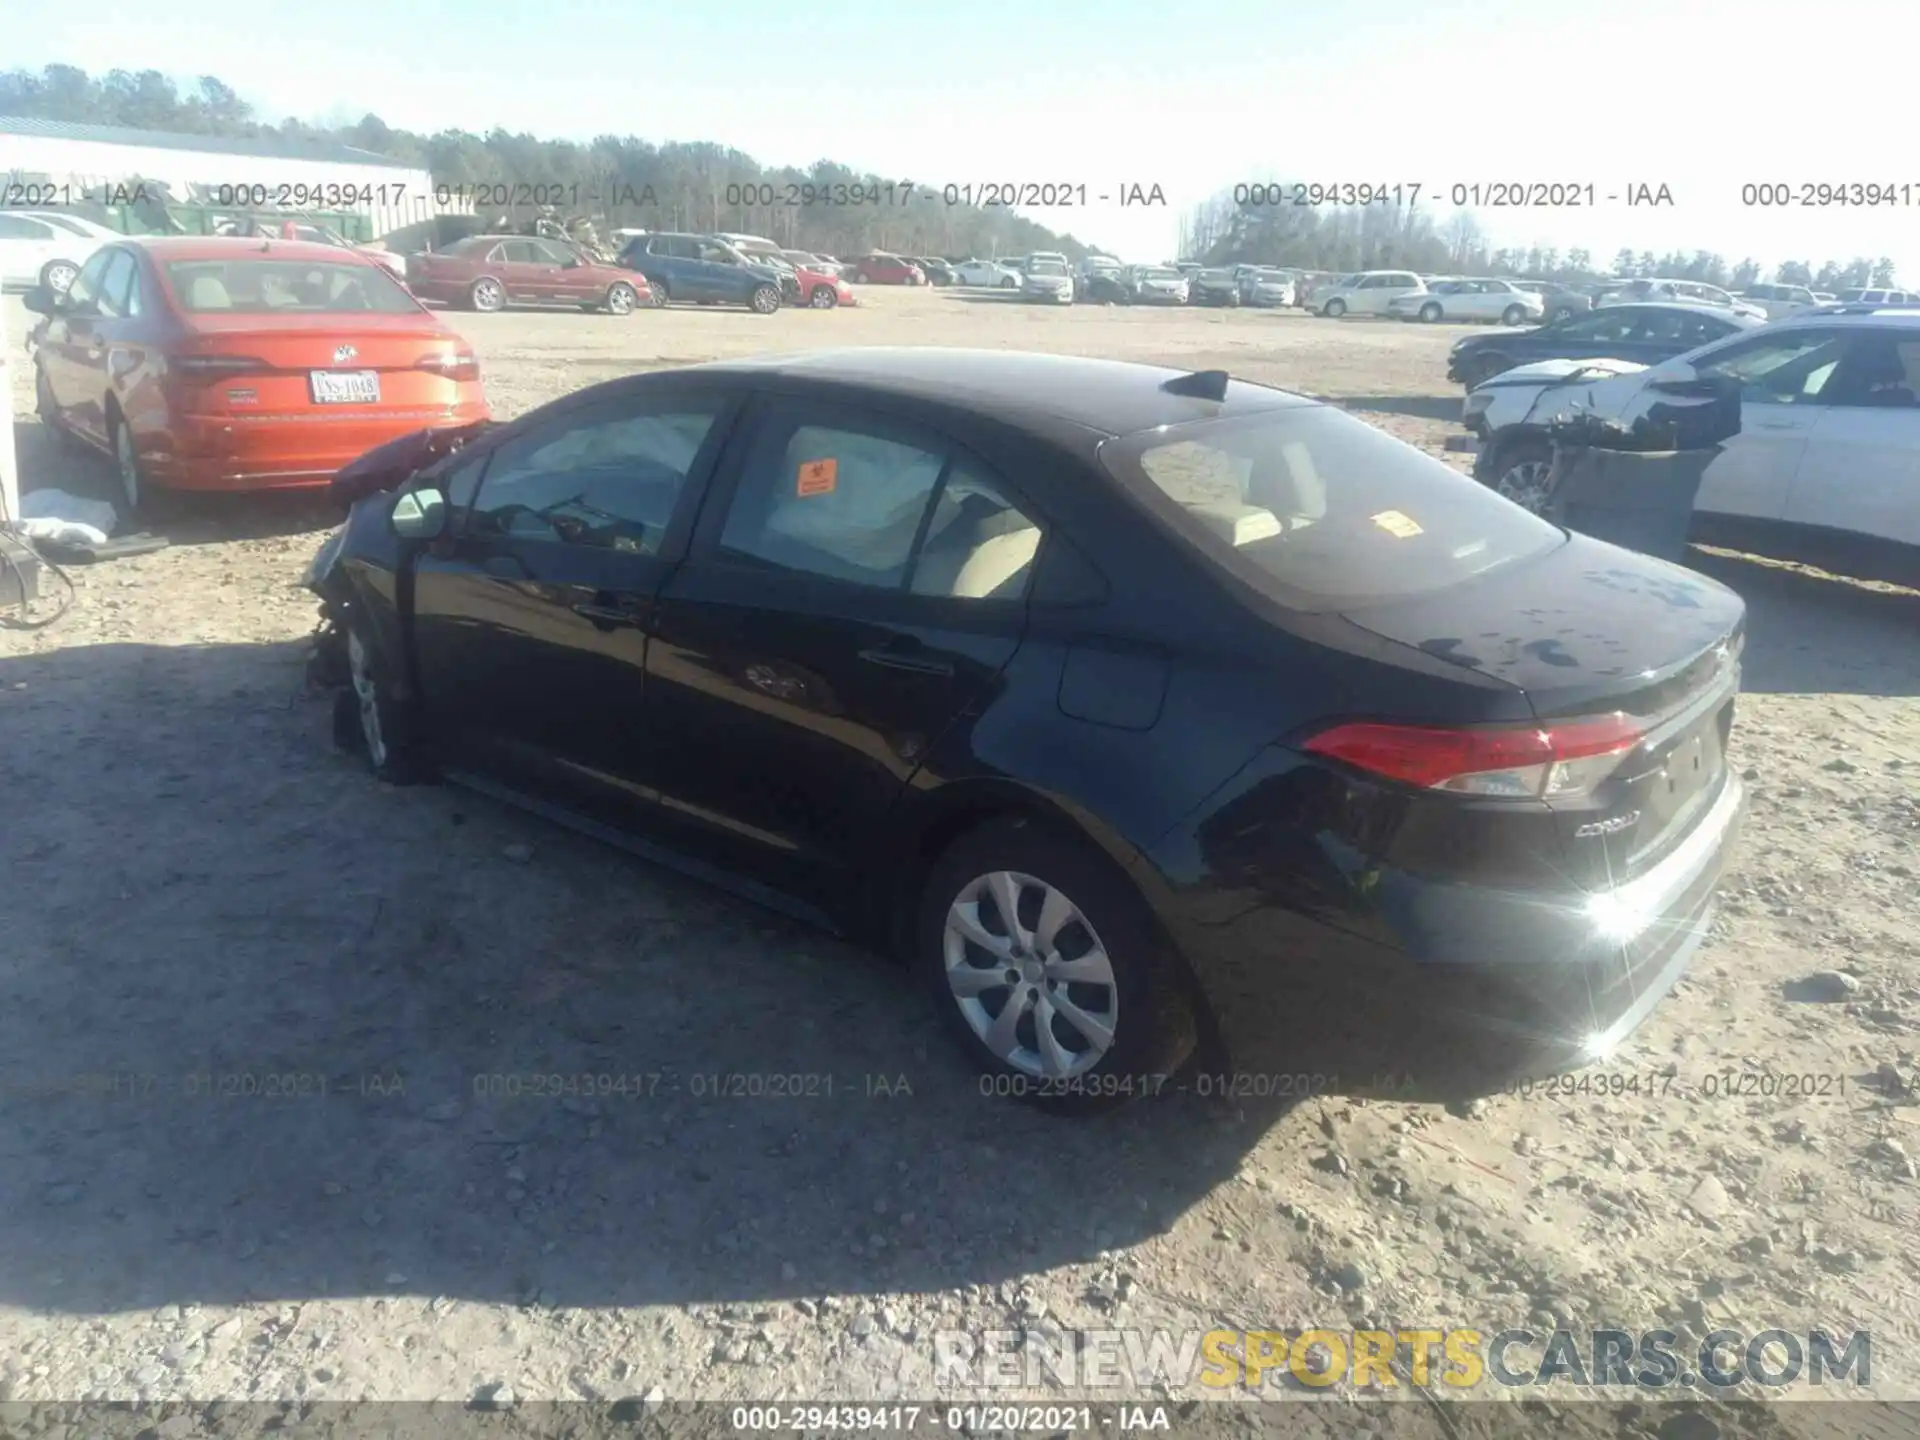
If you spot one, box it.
[1154,770,1747,1098]
[145,403,492,491]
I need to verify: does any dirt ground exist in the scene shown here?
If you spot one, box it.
[2,286,1918,1435]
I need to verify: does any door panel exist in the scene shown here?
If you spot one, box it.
[407,389,736,822]
[411,539,660,821]
[1786,407,1920,545]
[642,401,1040,907]
[1781,336,1920,545]
[1693,402,1817,521]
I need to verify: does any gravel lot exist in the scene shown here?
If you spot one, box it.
[2,286,1918,1433]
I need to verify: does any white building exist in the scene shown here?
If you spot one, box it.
[0,116,445,240]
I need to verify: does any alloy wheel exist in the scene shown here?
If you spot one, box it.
[751,285,780,314]
[809,286,837,309]
[45,261,79,295]
[606,283,636,315]
[471,278,504,312]
[942,870,1119,1080]
[1496,458,1557,515]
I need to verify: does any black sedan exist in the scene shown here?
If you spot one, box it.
[308,349,1748,1112]
[1446,303,1760,389]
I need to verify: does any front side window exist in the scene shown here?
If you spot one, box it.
[65,248,115,309]
[1557,310,1640,342]
[467,398,725,552]
[1693,329,1850,403]
[1098,404,1561,611]
[717,415,1040,598]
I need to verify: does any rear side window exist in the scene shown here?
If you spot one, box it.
[717,415,1040,599]
[163,259,418,314]
[1098,406,1561,610]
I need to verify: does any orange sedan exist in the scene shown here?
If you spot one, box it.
[26,236,490,513]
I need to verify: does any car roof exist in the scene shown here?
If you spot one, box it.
[118,235,377,264]
[1603,300,1746,317]
[682,347,1317,438]
[1779,306,1920,325]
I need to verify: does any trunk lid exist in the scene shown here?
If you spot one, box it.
[169,316,473,418]
[1337,531,1745,881]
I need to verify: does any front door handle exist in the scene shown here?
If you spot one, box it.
[571,594,650,631]
[858,640,954,677]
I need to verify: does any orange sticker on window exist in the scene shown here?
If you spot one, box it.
[796,458,838,496]
[1371,508,1424,538]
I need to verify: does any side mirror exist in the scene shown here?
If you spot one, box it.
[21,287,55,315]
[392,485,449,539]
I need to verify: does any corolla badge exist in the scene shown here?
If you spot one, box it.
[333,344,358,363]
[1575,811,1642,838]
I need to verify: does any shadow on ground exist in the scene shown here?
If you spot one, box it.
[15,418,341,549]
[0,637,1300,1317]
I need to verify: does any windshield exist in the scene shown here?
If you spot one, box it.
[1098,405,1561,611]
[163,259,421,314]
[1029,260,1067,277]
[1138,267,1178,280]
[1428,281,1464,294]
[1200,269,1233,281]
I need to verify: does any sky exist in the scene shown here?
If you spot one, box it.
[14,0,1918,281]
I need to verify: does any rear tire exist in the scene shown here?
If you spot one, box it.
[646,278,670,308]
[1501,304,1529,326]
[110,411,152,521]
[1323,298,1346,318]
[917,816,1197,1115]
[1419,301,1443,323]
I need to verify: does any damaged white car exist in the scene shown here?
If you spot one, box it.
[1459,309,1920,588]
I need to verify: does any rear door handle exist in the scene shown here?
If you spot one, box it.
[858,641,954,677]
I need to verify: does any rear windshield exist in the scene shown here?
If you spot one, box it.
[1138,267,1178,279]
[164,259,420,314]
[1098,405,1562,610]
[1029,260,1067,276]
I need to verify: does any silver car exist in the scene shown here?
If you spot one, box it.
[1127,265,1189,304]
[1238,268,1297,307]
[1021,257,1075,304]
[1388,278,1543,326]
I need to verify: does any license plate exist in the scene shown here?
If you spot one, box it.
[310,370,380,404]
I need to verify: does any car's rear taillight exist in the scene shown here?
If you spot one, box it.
[171,355,268,379]
[1303,714,1646,801]
[416,352,480,382]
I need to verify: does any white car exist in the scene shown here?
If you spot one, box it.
[1737,282,1822,320]
[1831,287,1916,307]
[1459,308,1920,583]
[1389,278,1543,326]
[954,258,1023,289]
[1599,278,1766,321]
[1021,257,1074,304]
[0,210,116,295]
[1313,269,1424,318]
